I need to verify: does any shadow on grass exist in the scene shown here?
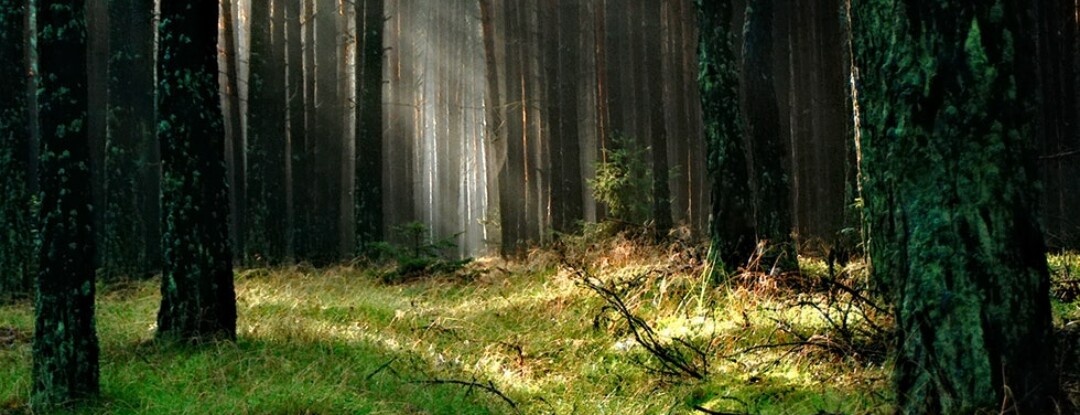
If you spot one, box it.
[2,333,511,415]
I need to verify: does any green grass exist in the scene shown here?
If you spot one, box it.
[18,239,1080,413]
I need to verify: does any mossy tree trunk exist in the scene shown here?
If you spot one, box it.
[157,0,237,342]
[0,0,36,300]
[696,0,755,274]
[852,0,1058,412]
[32,0,99,407]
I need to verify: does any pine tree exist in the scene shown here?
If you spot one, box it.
[156,0,237,342]
[697,0,755,274]
[853,0,1059,412]
[32,0,99,407]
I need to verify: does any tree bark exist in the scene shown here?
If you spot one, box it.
[697,0,755,273]
[32,0,99,406]
[853,1,1059,412]
[157,0,237,342]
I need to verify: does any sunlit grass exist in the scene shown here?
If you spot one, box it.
[0,234,974,414]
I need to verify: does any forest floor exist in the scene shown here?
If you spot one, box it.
[2,230,1079,414]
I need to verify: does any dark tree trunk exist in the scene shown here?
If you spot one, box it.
[500,0,527,253]
[356,0,384,251]
[310,0,343,264]
[104,0,160,278]
[249,0,289,263]
[645,0,671,237]
[157,0,237,342]
[32,0,99,407]
[697,0,755,273]
[741,0,796,272]
[0,0,35,299]
[853,1,1059,412]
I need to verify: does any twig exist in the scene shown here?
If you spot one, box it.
[365,357,398,380]
[691,404,750,415]
[411,379,519,413]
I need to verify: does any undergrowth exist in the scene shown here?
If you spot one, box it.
[14,231,1080,413]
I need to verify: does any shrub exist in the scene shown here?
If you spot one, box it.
[370,222,471,282]
[588,133,654,226]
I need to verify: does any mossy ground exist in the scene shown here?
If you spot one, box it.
[2,234,1078,414]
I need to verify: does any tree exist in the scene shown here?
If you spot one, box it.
[0,0,35,299]
[157,0,237,342]
[696,0,755,273]
[853,1,1059,412]
[741,0,796,272]
[356,0,384,251]
[221,0,246,264]
[249,0,289,262]
[32,0,99,407]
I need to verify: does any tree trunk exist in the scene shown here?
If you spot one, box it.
[741,0,796,272]
[157,0,237,342]
[221,0,247,263]
[249,0,289,263]
[697,0,755,273]
[478,0,505,252]
[286,0,304,259]
[0,0,35,299]
[356,0,384,251]
[852,1,1060,412]
[645,0,671,237]
[310,0,343,264]
[32,0,99,406]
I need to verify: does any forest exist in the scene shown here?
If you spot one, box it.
[1,0,1080,413]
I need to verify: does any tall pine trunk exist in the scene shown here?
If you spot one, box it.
[853,1,1059,412]
[741,0,796,272]
[221,0,246,263]
[157,0,237,342]
[32,0,99,406]
[356,0,384,250]
[249,0,289,263]
[697,0,755,273]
